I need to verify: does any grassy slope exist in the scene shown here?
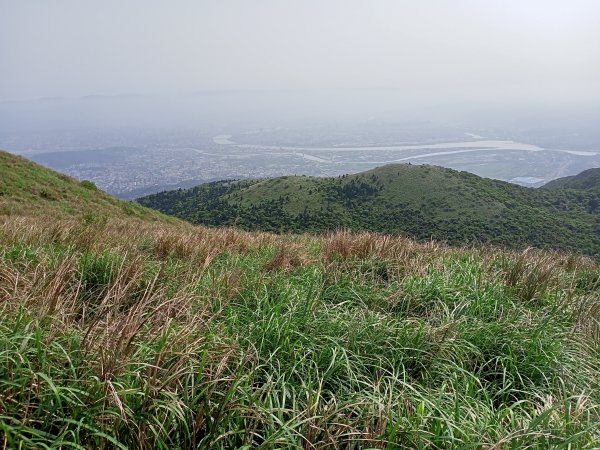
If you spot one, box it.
[543,167,600,190]
[0,150,172,222]
[138,164,600,257]
[1,153,599,448]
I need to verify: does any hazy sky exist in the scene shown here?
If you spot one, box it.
[1,0,599,104]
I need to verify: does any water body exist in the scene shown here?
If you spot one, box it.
[511,176,545,185]
[212,135,599,161]
[213,136,544,152]
[344,148,534,165]
[294,152,331,163]
[213,134,235,145]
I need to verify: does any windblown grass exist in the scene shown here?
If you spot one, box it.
[0,216,599,448]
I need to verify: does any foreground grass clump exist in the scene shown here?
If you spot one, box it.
[0,217,599,448]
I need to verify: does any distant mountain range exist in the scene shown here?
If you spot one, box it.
[137,164,600,257]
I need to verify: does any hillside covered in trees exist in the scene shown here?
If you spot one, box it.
[138,164,600,257]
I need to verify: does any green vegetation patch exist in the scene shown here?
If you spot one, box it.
[0,150,169,222]
[0,221,599,448]
[1,150,599,447]
[138,164,600,258]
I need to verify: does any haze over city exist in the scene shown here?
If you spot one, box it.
[2,0,600,102]
[1,0,599,197]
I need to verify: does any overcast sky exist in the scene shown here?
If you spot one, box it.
[1,0,599,105]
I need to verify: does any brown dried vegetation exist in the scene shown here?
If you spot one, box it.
[1,213,599,448]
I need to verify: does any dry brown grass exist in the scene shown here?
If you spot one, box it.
[1,211,599,448]
[1,215,280,257]
[321,229,428,261]
[0,215,248,389]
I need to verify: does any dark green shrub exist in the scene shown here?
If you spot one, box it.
[79,180,97,190]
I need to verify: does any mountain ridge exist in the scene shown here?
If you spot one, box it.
[138,163,600,257]
[542,167,600,190]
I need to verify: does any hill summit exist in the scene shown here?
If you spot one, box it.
[138,163,600,257]
[542,167,600,191]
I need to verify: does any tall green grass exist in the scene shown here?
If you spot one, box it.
[0,217,599,448]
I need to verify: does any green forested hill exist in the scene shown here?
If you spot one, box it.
[542,167,600,191]
[138,164,600,256]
